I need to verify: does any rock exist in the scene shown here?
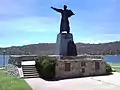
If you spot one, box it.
[4,64,20,77]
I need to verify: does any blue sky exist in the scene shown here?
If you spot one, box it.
[0,0,120,47]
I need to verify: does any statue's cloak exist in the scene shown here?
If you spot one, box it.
[67,10,74,17]
[60,10,74,32]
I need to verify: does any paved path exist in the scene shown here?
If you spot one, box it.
[25,72,120,90]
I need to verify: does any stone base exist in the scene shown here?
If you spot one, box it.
[56,33,77,56]
[55,55,107,79]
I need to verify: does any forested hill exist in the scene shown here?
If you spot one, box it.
[0,41,120,55]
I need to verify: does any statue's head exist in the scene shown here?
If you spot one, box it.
[64,5,67,10]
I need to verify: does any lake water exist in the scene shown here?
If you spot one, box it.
[0,55,120,66]
[0,55,9,67]
[104,55,120,63]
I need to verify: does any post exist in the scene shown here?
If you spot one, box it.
[3,50,6,67]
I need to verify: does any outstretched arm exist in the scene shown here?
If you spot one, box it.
[51,6,62,13]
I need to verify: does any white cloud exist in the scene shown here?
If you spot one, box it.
[0,44,20,47]
[22,39,32,45]
[0,0,29,18]
[0,45,10,47]
[0,0,71,19]
[26,29,46,32]
[75,33,120,44]
[22,39,30,43]
[0,16,59,33]
[76,38,119,44]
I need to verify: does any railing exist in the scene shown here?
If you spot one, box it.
[8,55,38,68]
[58,55,103,60]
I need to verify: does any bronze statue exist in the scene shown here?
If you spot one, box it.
[51,5,75,33]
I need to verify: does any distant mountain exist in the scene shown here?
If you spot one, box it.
[0,41,120,55]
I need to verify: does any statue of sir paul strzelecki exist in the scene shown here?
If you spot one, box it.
[51,5,75,33]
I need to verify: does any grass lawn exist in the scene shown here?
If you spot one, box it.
[111,67,120,72]
[0,70,32,90]
[108,63,120,72]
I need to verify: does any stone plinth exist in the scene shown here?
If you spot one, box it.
[56,33,77,56]
[55,55,107,79]
[8,55,38,67]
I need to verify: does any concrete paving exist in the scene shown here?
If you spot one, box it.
[25,72,120,90]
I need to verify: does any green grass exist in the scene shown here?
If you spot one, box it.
[0,70,32,90]
[109,63,120,66]
[112,67,120,72]
[0,66,3,68]
[107,63,120,72]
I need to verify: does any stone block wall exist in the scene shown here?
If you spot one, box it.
[8,55,37,67]
[8,55,107,79]
[55,56,107,79]
[8,56,21,67]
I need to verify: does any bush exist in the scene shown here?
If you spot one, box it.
[35,56,56,80]
[106,63,112,74]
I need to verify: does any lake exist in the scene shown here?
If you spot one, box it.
[0,55,120,66]
[0,55,9,67]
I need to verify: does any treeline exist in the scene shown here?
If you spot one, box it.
[0,41,120,55]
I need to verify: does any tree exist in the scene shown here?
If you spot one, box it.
[35,56,56,80]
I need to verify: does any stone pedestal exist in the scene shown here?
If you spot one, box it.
[56,33,77,56]
[55,55,106,79]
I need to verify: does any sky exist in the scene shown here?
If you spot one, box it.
[0,0,120,47]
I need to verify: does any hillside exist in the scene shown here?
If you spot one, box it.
[0,41,120,55]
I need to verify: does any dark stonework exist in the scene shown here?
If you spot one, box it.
[52,5,77,56]
[67,40,77,56]
[56,33,73,56]
[56,33,77,56]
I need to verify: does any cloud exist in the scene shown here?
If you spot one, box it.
[22,39,31,44]
[0,16,59,37]
[0,0,71,20]
[0,0,120,46]
[75,33,120,44]
[0,0,29,20]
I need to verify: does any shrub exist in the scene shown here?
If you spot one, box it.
[35,56,56,80]
[106,63,112,74]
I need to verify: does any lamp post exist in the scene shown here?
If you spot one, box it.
[3,50,6,67]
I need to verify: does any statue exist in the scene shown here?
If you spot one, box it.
[51,5,75,33]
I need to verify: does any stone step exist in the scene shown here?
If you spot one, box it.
[23,71,38,74]
[21,59,36,61]
[23,73,39,76]
[22,69,38,72]
[22,66,36,68]
[22,65,36,67]
[22,69,37,72]
[22,67,36,70]
[23,73,39,77]
[22,65,39,78]
[24,75,39,78]
[22,66,36,69]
